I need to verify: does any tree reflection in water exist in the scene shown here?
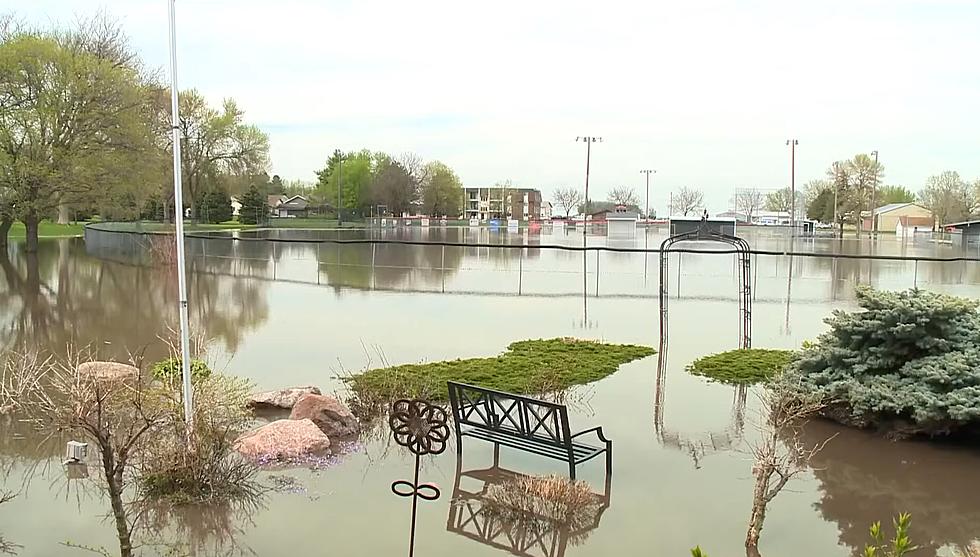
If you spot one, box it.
[140,495,266,557]
[0,239,270,359]
[803,419,980,557]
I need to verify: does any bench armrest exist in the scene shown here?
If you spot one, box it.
[571,426,611,444]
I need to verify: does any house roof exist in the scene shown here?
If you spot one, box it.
[873,202,929,215]
[607,211,639,220]
[267,195,287,208]
[943,219,980,228]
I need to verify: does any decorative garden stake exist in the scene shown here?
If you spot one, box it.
[389,399,450,557]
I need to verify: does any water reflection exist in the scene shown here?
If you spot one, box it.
[447,460,611,557]
[0,240,270,357]
[141,496,265,557]
[654,341,747,468]
[804,420,980,557]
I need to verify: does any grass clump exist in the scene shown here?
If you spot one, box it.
[687,348,793,385]
[346,338,654,413]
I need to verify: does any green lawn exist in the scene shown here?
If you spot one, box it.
[267,218,366,229]
[346,338,655,418]
[8,221,86,238]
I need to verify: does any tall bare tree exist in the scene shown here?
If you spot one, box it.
[919,171,973,227]
[552,187,584,218]
[608,187,639,207]
[398,152,429,205]
[176,91,270,221]
[673,187,704,216]
[735,188,766,222]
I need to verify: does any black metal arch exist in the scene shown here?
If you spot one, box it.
[659,218,752,349]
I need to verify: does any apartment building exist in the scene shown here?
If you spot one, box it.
[464,187,542,221]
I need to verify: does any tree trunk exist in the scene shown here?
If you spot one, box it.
[0,218,11,251]
[100,441,133,557]
[23,214,39,254]
[57,203,71,225]
[745,471,769,550]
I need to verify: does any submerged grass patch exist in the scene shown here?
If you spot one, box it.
[687,348,794,385]
[345,338,654,413]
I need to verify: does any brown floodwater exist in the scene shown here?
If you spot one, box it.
[1,225,979,557]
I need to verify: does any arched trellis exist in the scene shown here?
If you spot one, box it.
[659,219,752,349]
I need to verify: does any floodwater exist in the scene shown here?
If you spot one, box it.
[1,224,979,557]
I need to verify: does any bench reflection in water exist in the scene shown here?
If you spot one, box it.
[446,456,611,557]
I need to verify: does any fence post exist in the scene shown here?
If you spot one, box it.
[595,250,600,296]
[441,245,446,294]
[518,246,523,296]
[316,242,320,284]
[914,259,918,287]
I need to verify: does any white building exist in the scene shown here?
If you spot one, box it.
[540,201,553,221]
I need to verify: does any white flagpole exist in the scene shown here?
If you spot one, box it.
[168,0,194,430]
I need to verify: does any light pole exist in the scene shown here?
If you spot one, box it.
[870,150,879,238]
[576,136,602,231]
[336,151,344,227]
[167,0,194,430]
[786,139,798,234]
[640,169,656,223]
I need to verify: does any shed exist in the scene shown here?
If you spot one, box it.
[606,209,639,237]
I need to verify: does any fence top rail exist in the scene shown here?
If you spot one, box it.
[83,223,980,263]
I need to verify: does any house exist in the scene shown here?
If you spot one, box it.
[941,219,980,246]
[267,195,287,214]
[862,203,934,233]
[274,195,310,218]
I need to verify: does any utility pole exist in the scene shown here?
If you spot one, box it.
[786,139,798,235]
[337,152,344,227]
[640,169,656,222]
[576,136,602,232]
[870,150,879,238]
[167,0,194,431]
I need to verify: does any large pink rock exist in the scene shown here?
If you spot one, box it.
[289,394,359,437]
[234,419,330,461]
[248,386,321,410]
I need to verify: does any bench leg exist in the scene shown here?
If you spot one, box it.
[606,444,613,477]
[493,443,500,468]
[569,461,576,480]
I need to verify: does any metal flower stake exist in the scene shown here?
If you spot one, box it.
[388,399,450,557]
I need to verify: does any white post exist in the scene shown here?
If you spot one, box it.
[168,0,194,430]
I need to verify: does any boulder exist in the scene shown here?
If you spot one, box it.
[248,386,321,410]
[234,419,330,461]
[289,394,359,437]
[77,361,139,382]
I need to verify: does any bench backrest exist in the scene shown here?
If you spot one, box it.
[447,382,572,448]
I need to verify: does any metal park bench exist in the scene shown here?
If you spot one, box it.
[447,382,612,479]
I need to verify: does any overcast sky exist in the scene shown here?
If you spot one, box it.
[18,0,980,213]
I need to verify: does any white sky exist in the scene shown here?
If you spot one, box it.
[18,0,980,213]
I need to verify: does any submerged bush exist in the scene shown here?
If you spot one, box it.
[786,287,980,437]
[345,338,654,417]
[139,374,259,504]
[687,349,793,385]
[151,357,212,383]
